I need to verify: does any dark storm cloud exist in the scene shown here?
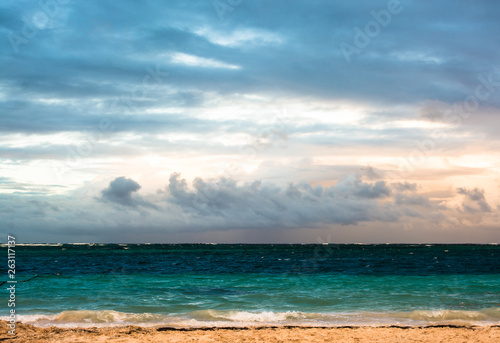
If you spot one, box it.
[100,176,156,209]
[166,172,399,227]
[457,187,492,213]
[333,175,392,199]
[101,177,141,206]
[0,172,496,242]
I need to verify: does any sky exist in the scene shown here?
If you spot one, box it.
[1,0,500,243]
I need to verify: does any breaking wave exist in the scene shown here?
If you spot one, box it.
[4,307,499,328]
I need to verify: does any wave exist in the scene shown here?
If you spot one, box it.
[4,311,175,328]
[188,308,500,326]
[189,310,308,322]
[3,308,499,328]
[392,309,500,321]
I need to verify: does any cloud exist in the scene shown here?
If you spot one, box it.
[1,1,500,243]
[0,177,64,194]
[100,176,156,209]
[391,182,417,192]
[457,187,492,213]
[2,0,500,167]
[334,175,392,199]
[361,166,382,180]
[0,172,497,242]
[165,173,399,227]
[169,52,240,69]
[394,193,431,207]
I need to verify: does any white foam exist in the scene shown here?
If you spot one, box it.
[191,310,306,322]
[4,308,499,329]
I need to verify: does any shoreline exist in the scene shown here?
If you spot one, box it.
[2,321,499,343]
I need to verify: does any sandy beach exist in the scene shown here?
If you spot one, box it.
[1,321,498,343]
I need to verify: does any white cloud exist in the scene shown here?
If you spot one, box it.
[391,51,445,64]
[169,52,240,69]
[194,27,283,47]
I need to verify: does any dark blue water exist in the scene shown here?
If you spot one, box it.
[1,244,499,327]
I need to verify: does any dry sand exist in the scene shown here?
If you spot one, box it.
[1,321,499,342]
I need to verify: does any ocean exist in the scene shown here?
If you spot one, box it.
[1,243,499,328]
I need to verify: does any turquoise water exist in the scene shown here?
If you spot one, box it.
[1,244,499,327]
